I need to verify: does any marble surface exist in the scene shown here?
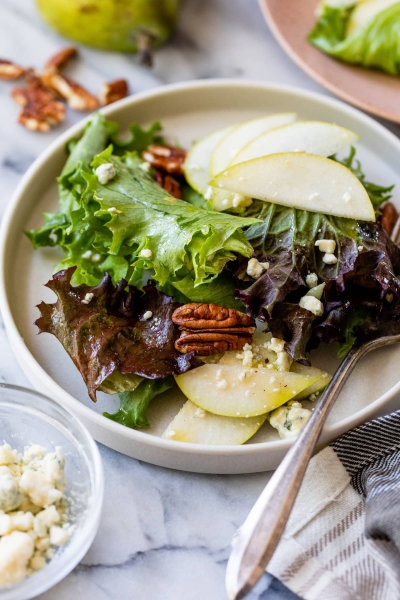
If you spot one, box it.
[1,1,400,599]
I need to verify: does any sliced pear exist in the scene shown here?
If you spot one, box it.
[175,364,320,417]
[210,113,297,177]
[291,364,332,401]
[208,188,253,212]
[183,125,234,195]
[231,121,359,166]
[346,0,400,36]
[211,152,375,222]
[162,400,266,445]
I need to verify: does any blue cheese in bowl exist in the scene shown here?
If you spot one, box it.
[0,443,72,588]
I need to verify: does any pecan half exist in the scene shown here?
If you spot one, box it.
[380,202,398,236]
[0,59,24,80]
[41,71,98,111]
[175,331,252,355]
[142,144,187,175]
[172,303,255,355]
[154,170,183,199]
[172,303,255,330]
[11,71,65,131]
[99,79,128,106]
[45,47,78,72]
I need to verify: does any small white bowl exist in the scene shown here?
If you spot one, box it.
[0,383,104,600]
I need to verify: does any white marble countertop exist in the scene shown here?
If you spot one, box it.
[1,1,400,599]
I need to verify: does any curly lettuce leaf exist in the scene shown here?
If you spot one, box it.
[309,2,400,75]
[103,377,174,429]
[73,149,258,296]
[26,114,163,253]
[35,267,198,401]
[28,114,258,307]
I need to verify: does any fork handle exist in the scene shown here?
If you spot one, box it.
[226,344,364,600]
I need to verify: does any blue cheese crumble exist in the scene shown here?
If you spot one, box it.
[269,401,312,439]
[0,443,72,588]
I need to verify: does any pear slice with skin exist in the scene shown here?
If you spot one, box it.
[291,364,332,400]
[211,152,375,222]
[346,0,400,36]
[175,364,320,417]
[231,121,359,166]
[210,113,297,177]
[183,125,234,195]
[162,400,266,445]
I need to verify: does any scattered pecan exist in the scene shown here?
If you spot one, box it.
[172,303,255,355]
[0,59,24,80]
[45,47,78,72]
[142,144,187,175]
[99,79,128,106]
[41,71,98,111]
[380,202,399,236]
[154,169,183,199]
[11,71,65,132]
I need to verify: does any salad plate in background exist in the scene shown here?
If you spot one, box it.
[1,80,400,474]
[259,0,400,124]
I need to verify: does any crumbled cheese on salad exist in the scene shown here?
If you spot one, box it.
[315,239,336,254]
[269,401,312,439]
[139,248,152,259]
[0,443,72,589]
[275,351,292,373]
[299,295,324,316]
[305,273,318,288]
[322,253,338,265]
[81,293,94,305]
[266,338,285,353]
[246,258,269,279]
[95,163,116,185]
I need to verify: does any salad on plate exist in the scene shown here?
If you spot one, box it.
[28,110,400,445]
[309,0,400,75]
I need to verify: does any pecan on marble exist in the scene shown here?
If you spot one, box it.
[99,79,128,106]
[11,70,65,132]
[172,303,255,355]
[45,47,78,72]
[141,144,186,175]
[41,70,98,111]
[0,59,24,80]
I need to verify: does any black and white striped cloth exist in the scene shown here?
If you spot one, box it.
[262,410,400,600]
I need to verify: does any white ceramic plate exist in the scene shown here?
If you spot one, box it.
[1,80,400,474]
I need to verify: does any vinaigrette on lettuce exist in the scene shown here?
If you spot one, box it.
[308,2,400,75]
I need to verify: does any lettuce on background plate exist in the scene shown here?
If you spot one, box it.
[309,2,400,75]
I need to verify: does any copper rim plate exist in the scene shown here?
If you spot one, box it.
[259,0,400,124]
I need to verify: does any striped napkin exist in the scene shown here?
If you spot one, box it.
[261,410,400,600]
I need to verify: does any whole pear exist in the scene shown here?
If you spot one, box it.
[36,0,180,54]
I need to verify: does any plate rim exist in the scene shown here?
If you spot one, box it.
[258,0,400,124]
[1,78,400,460]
